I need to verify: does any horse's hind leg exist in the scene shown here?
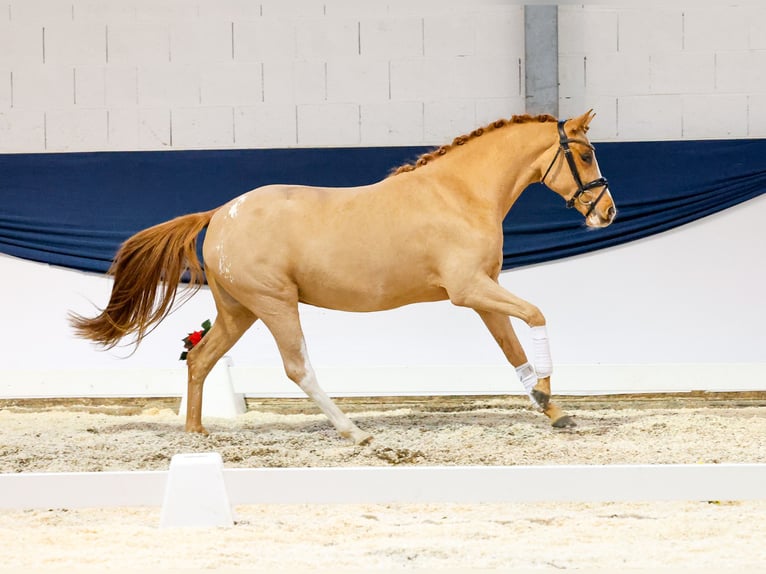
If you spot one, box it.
[259,299,372,445]
[476,309,575,428]
[185,285,256,434]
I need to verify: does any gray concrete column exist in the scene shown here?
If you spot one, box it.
[524,5,559,117]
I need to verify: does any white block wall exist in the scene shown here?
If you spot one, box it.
[559,5,766,141]
[0,0,526,152]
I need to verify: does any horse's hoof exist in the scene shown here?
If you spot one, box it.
[185,424,209,435]
[551,415,576,429]
[342,428,373,445]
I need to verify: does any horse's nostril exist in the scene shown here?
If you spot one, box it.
[607,205,616,219]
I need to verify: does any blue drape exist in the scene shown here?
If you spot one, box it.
[0,139,764,274]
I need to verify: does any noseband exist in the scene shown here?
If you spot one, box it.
[541,120,610,217]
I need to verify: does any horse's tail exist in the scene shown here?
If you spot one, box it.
[69,209,217,349]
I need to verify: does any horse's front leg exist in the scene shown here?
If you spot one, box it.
[449,277,575,428]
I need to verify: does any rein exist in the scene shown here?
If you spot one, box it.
[541,120,610,217]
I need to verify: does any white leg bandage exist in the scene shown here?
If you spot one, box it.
[516,361,543,411]
[515,362,537,394]
[530,325,553,378]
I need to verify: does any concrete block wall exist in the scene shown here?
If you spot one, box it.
[1,3,765,152]
[0,0,525,152]
[560,5,766,141]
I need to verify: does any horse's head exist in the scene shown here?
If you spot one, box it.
[540,110,616,228]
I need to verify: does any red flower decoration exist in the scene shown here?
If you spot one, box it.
[188,330,204,347]
[180,319,211,360]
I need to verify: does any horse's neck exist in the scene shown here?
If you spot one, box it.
[432,124,554,219]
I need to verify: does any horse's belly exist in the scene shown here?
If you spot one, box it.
[295,267,448,312]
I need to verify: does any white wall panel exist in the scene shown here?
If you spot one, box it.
[682,94,748,139]
[360,18,422,59]
[234,103,296,148]
[650,53,714,94]
[296,102,359,146]
[45,107,107,150]
[11,65,73,108]
[326,59,389,103]
[137,64,198,106]
[0,22,42,66]
[171,106,233,148]
[617,94,682,140]
[74,66,105,107]
[44,23,106,65]
[0,109,44,151]
[200,63,262,106]
[0,4,762,148]
[360,101,423,146]
[169,21,232,64]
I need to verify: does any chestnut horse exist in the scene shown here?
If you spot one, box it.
[71,111,616,444]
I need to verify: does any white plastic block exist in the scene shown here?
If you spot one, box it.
[618,9,681,54]
[234,19,296,62]
[617,94,682,141]
[170,20,232,64]
[107,22,169,65]
[650,53,714,94]
[171,106,234,149]
[74,66,105,106]
[159,452,234,529]
[360,18,422,59]
[0,23,43,66]
[11,65,73,108]
[423,99,476,144]
[423,14,475,57]
[44,22,106,65]
[684,8,749,52]
[178,356,246,419]
[46,108,108,151]
[360,101,423,146]
[235,103,297,148]
[262,60,325,104]
[0,109,45,152]
[297,102,359,146]
[326,58,389,103]
[682,94,747,139]
[295,18,358,60]
[558,7,618,55]
[138,64,198,106]
[200,63,262,106]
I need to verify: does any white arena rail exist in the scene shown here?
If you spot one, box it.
[1,463,765,511]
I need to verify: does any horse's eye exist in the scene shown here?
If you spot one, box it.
[580,153,593,165]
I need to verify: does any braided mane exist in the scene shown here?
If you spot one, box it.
[390,113,557,177]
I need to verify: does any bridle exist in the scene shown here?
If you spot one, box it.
[541,120,610,217]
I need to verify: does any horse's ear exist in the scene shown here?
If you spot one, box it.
[572,109,596,133]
